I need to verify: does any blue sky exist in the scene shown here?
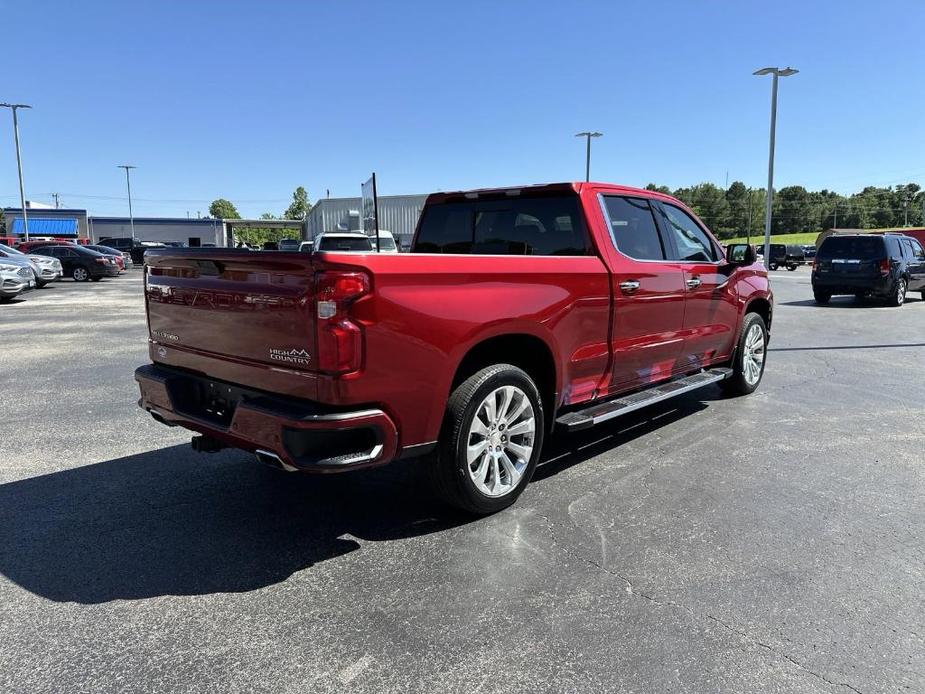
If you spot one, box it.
[2,0,924,218]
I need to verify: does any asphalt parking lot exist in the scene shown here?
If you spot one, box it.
[1,268,924,694]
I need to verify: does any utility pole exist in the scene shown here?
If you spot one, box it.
[753,67,798,267]
[1,103,33,241]
[746,188,753,244]
[833,200,837,230]
[53,192,60,209]
[117,165,137,241]
[575,131,603,182]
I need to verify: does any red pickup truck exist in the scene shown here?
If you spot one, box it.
[136,182,772,513]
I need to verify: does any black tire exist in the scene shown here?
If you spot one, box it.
[921,291,925,302]
[813,289,831,305]
[35,280,48,289]
[769,262,779,271]
[722,312,768,397]
[429,364,544,515]
[787,265,797,271]
[72,266,90,282]
[888,278,907,307]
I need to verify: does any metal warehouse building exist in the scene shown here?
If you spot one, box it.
[305,194,427,249]
[89,216,226,247]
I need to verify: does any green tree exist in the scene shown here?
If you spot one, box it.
[644,183,671,195]
[724,181,750,239]
[209,198,240,219]
[284,186,311,220]
[774,186,813,234]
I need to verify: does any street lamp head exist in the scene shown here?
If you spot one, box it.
[117,164,137,169]
[753,67,798,77]
[575,131,603,138]
[0,103,32,109]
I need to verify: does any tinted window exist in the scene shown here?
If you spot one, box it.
[377,236,397,251]
[660,204,718,262]
[414,195,590,255]
[317,236,372,252]
[908,238,925,260]
[817,236,884,260]
[602,196,665,260]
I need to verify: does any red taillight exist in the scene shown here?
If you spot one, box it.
[880,258,891,275]
[315,271,370,373]
[95,258,107,264]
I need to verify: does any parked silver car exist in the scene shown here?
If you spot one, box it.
[0,259,35,302]
[0,243,62,287]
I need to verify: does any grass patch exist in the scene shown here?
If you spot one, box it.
[724,232,820,246]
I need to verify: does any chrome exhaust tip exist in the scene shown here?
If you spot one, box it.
[255,449,299,472]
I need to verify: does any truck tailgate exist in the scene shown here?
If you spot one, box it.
[145,250,317,378]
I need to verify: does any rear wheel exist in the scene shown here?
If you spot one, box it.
[888,278,907,307]
[430,364,544,515]
[787,264,797,271]
[72,267,89,282]
[813,289,831,305]
[722,313,767,397]
[769,262,779,271]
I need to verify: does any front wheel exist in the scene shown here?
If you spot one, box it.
[888,278,907,307]
[430,364,544,515]
[769,262,779,271]
[813,289,831,305]
[722,313,767,397]
[787,264,797,271]
[72,267,89,282]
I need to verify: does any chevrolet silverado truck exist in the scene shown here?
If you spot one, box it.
[136,182,772,513]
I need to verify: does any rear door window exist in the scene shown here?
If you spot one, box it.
[414,195,590,255]
[601,196,666,260]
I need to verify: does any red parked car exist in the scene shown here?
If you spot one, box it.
[136,182,772,513]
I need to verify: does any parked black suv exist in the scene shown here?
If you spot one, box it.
[97,237,162,265]
[812,233,925,306]
[766,243,804,271]
[30,244,121,281]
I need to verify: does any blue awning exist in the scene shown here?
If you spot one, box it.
[10,218,78,236]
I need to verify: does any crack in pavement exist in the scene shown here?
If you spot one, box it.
[534,511,865,694]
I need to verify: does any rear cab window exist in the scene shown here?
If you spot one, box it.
[817,236,885,260]
[413,194,591,255]
[318,236,372,252]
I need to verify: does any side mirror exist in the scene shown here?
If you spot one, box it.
[726,243,756,265]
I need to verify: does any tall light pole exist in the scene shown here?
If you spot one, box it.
[575,131,603,182]
[753,67,798,267]
[1,103,33,242]
[117,165,137,241]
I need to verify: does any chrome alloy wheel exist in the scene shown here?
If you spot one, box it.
[73,267,88,281]
[466,385,536,497]
[743,323,766,386]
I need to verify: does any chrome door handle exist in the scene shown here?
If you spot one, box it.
[619,280,640,294]
[686,277,702,289]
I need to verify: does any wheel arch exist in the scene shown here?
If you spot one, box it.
[745,296,773,335]
[449,333,559,430]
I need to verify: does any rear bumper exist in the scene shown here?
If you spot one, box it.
[135,363,399,472]
[812,273,892,294]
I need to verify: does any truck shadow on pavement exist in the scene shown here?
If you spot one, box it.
[0,393,715,604]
